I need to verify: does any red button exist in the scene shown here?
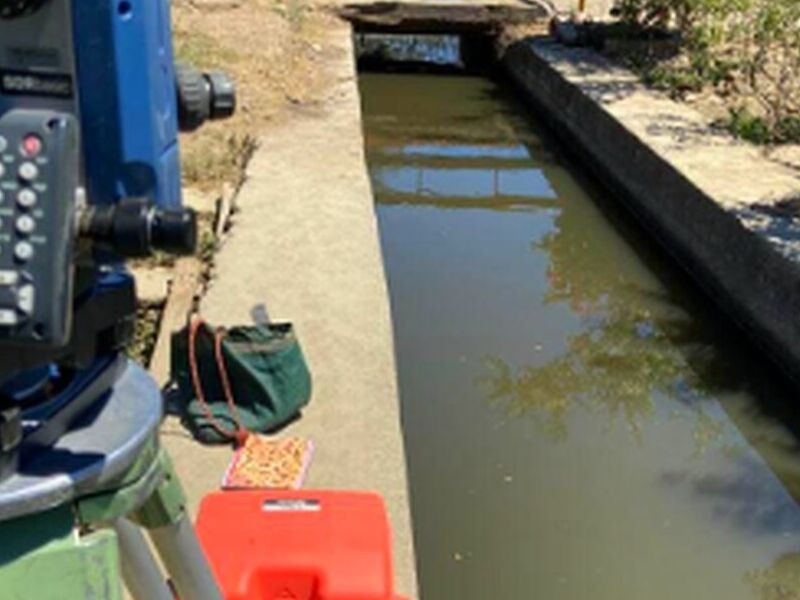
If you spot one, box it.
[21,135,42,158]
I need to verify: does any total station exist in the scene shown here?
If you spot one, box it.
[0,0,236,481]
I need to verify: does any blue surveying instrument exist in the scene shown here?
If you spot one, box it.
[0,0,235,479]
[0,1,236,598]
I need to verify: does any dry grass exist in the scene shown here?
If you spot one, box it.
[172,0,335,191]
[129,1,336,365]
[128,301,165,367]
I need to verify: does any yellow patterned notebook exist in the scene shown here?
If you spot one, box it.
[222,435,314,490]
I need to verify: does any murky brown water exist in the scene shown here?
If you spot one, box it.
[360,72,800,600]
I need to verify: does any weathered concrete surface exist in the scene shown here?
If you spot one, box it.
[161,17,418,598]
[340,1,550,33]
[337,0,615,19]
[504,38,800,381]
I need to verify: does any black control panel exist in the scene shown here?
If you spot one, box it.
[0,109,78,347]
[0,0,48,20]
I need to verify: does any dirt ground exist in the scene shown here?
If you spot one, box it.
[173,0,336,191]
[128,0,340,364]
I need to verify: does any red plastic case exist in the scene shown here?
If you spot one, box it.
[196,490,408,600]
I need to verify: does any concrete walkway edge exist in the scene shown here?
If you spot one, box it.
[163,18,418,597]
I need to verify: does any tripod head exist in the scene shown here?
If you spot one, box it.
[0,0,236,477]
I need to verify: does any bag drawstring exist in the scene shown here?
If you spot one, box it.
[188,314,250,447]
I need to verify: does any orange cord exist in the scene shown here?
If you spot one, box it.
[213,325,250,447]
[188,314,250,447]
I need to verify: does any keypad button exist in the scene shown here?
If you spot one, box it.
[0,190,4,203]
[14,241,33,262]
[21,135,42,158]
[0,136,7,153]
[0,270,18,286]
[17,189,36,208]
[0,309,17,326]
[16,215,35,235]
[17,284,34,314]
[0,163,5,178]
[18,162,38,182]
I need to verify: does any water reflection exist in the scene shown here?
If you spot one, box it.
[356,34,461,68]
[474,133,798,459]
[373,164,558,201]
[478,222,730,447]
[361,73,800,600]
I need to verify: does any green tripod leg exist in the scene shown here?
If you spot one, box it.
[0,505,123,600]
[131,450,223,600]
[0,447,221,600]
[76,448,223,600]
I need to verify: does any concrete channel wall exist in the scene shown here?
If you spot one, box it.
[503,38,800,382]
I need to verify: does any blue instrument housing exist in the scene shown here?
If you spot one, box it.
[0,0,190,376]
[0,0,228,477]
[72,0,182,208]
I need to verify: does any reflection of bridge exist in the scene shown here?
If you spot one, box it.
[373,189,560,210]
[369,142,561,209]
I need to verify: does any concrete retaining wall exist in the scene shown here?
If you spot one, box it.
[503,38,800,381]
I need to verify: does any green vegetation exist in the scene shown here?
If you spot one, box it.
[747,553,800,600]
[197,212,219,267]
[722,108,800,145]
[127,302,163,367]
[610,0,800,144]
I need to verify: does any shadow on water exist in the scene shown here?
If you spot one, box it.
[360,72,800,600]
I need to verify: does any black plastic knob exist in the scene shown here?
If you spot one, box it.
[151,207,197,256]
[207,71,237,120]
[175,63,237,132]
[80,198,197,258]
[0,0,46,19]
[176,63,210,132]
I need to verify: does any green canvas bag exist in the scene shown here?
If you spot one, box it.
[170,315,312,445]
